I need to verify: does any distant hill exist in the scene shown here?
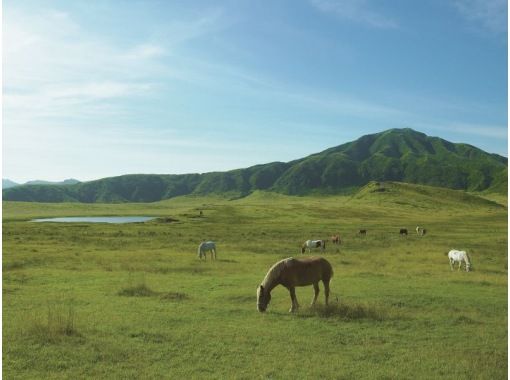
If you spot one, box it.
[3,129,507,203]
[24,179,81,186]
[2,178,80,189]
[2,179,19,189]
[351,181,504,210]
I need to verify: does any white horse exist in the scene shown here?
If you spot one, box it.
[448,249,471,272]
[416,226,426,236]
[198,241,217,260]
[301,240,326,254]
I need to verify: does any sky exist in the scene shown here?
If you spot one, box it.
[3,0,508,183]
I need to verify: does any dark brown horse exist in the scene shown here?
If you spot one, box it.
[257,257,333,313]
[399,228,408,236]
[358,229,367,236]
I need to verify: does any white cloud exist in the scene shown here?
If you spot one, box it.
[454,0,507,33]
[3,4,225,121]
[309,0,398,29]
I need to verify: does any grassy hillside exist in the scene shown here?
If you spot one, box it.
[3,186,507,379]
[3,128,507,203]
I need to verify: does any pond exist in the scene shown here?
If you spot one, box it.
[31,216,157,224]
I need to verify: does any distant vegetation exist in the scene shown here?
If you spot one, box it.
[3,128,506,203]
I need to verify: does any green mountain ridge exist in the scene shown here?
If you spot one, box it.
[2,178,80,189]
[3,128,507,203]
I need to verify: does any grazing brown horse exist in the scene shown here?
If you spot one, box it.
[257,257,333,313]
[399,228,408,236]
[358,229,367,236]
[331,235,340,245]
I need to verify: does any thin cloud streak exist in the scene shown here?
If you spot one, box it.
[413,122,508,141]
[454,0,507,33]
[309,0,398,29]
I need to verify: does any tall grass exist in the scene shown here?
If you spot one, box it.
[23,299,80,344]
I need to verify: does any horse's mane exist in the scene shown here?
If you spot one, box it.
[262,258,293,288]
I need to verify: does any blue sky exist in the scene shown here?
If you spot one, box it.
[3,0,508,182]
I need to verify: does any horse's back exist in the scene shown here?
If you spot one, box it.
[199,241,216,250]
[448,249,466,260]
[283,257,333,286]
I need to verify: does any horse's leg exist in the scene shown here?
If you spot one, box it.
[324,280,330,306]
[311,283,319,306]
[458,261,462,271]
[289,287,299,312]
[449,259,453,271]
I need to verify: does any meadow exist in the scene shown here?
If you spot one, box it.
[3,183,508,379]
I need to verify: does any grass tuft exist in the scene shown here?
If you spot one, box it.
[160,292,189,301]
[23,300,81,344]
[118,282,157,297]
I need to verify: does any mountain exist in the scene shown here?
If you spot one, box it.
[2,179,19,189]
[3,129,507,203]
[2,178,80,190]
[23,179,81,186]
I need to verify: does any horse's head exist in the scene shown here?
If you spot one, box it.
[257,285,271,312]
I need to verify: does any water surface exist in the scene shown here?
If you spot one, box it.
[31,216,156,224]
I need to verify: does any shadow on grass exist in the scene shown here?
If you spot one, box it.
[117,280,189,301]
[117,283,158,297]
[297,301,394,321]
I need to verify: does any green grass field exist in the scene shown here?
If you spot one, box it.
[3,183,508,379]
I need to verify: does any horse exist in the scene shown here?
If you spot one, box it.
[416,226,426,236]
[358,229,367,236]
[198,241,217,260]
[331,235,341,245]
[448,249,471,272]
[256,257,333,313]
[301,239,326,254]
[399,228,408,236]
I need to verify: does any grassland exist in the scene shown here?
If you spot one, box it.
[3,183,508,379]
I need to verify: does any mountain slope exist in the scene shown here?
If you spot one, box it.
[351,181,504,210]
[2,178,80,189]
[3,128,507,203]
[272,128,507,194]
[2,179,19,189]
